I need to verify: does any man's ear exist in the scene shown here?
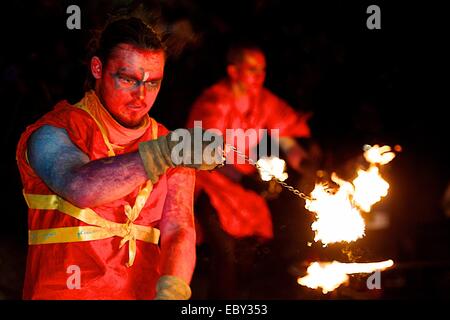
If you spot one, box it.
[91,56,103,79]
[226,65,238,80]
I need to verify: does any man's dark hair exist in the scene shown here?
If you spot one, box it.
[85,16,165,90]
[226,42,264,66]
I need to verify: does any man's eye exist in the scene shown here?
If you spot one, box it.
[118,76,136,86]
[145,81,160,89]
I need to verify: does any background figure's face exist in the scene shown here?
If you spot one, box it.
[95,44,165,128]
[232,49,266,94]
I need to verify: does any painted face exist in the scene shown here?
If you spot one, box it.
[98,43,165,128]
[235,49,266,93]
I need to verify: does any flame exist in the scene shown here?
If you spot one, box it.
[306,174,365,245]
[363,144,396,165]
[299,145,396,294]
[352,166,390,212]
[256,156,288,182]
[354,144,394,212]
[305,145,395,244]
[297,260,394,294]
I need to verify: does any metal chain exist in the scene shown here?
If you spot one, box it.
[225,144,314,201]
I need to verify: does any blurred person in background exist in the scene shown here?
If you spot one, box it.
[187,42,320,299]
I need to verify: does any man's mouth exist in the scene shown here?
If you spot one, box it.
[128,104,146,110]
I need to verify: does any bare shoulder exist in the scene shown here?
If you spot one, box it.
[29,125,72,147]
[28,125,85,159]
[27,125,89,189]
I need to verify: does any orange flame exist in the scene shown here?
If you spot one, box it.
[305,174,365,245]
[363,144,396,165]
[299,145,396,294]
[305,145,395,244]
[352,166,389,212]
[354,145,395,211]
[297,260,394,294]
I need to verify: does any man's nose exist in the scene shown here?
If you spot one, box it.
[138,84,146,100]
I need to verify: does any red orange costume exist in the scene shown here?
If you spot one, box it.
[16,91,194,299]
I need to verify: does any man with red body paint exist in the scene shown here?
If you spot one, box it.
[16,17,219,299]
[188,44,312,299]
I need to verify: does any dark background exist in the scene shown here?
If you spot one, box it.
[0,0,448,299]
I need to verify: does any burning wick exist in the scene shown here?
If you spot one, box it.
[256,156,288,182]
[297,260,394,294]
[224,144,312,200]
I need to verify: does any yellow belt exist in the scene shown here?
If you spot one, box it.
[24,182,159,267]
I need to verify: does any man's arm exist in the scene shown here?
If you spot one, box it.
[156,167,196,299]
[265,92,311,138]
[27,125,149,208]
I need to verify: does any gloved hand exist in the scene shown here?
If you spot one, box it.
[138,128,224,183]
[154,275,192,300]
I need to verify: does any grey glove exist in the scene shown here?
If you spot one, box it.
[154,275,192,300]
[138,128,224,184]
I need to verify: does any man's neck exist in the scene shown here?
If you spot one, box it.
[231,81,247,97]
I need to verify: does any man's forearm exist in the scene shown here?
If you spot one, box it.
[158,168,196,283]
[159,227,196,283]
[64,152,148,208]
